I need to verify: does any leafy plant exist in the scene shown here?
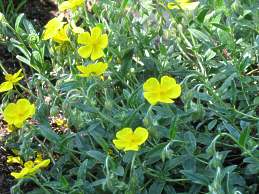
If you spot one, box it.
[0,0,258,193]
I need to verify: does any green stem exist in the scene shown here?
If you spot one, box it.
[130,152,137,178]
[33,135,56,166]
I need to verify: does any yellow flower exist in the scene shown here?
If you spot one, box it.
[113,127,149,151]
[0,69,23,93]
[42,17,65,40]
[52,24,70,43]
[11,161,34,179]
[76,62,108,77]
[3,99,35,128]
[59,0,84,12]
[56,118,65,126]
[167,0,200,10]
[77,26,108,61]
[11,159,50,179]
[143,76,181,105]
[7,156,23,165]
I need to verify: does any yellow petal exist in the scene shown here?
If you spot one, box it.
[7,156,23,165]
[91,47,104,61]
[91,27,102,41]
[167,1,199,10]
[116,128,133,139]
[53,24,69,43]
[43,18,64,40]
[124,144,139,151]
[180,2,200,10]
[16,99,36,118]
[160,76,176,88]
[113,139,128,150]
[99,34,108,48]
[12,69,23,78]
[59,1,72,11]
[70,0,84,6]
[11,75,23,83]
[13,122,24,128]
[5,69,23,83]
[166,85,181,99]
[143,77,160,92]
[0,82,13,92]
[160,76,177,93]
[133,127,149,145]
[78,32,91,45]
[94,62,108,75]
[3,103,17,124]
[78,45,93,58]
[34,159,50,169]
[143,92,159,105]
[160,76,181,99]
[24,161,34,168]
[158,96,174,104]
[76,65,90,76]
[11,172,26,179]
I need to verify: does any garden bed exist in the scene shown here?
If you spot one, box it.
[0,0,259,193]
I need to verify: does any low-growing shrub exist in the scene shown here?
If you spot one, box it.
[0,0,258,193]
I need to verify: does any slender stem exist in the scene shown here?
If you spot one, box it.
[233,109,259,121]
[130,152,137,178]
[33,136,56,165]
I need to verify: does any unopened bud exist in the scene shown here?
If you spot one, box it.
[231,0,241,12]
[0,12,5,22]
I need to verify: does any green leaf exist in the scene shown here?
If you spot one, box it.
[169,116,178,139]
[239,128,251,147]
[208,120,217,130]
[86,150,106,163]
[77,159,88,180]
[181,170,210,185]
[148,181,165,194]
[211,22,230,32]
[15,13,24,32]
[223,121,240,140]
[188,28,210,43]
[205,48,216,61]
[184,131,196,153]
[38,124,61,143]
[197,7,210,23]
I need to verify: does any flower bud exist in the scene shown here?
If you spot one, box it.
[231,0,241,12]
[27,33,39,47]
[0,12,4,21]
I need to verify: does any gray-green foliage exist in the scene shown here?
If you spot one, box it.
[0,0,258,193]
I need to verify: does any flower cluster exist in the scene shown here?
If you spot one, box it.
[8,154,50,179]
[1,2,184,185]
